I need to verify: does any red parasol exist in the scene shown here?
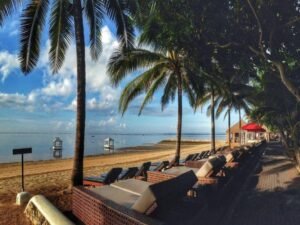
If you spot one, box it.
[242,123,266,132]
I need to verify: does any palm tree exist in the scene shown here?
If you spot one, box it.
[215,81,252,146]
[108,48,203,164]
[196,84,218,153]
[0,0,134,186]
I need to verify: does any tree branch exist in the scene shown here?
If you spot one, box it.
[246,0,267,59]
[272,61,300,102]
[206,41,240,49]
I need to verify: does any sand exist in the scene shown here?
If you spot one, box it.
[0,140,224,225]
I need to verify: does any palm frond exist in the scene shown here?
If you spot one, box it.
[103,0,134,49]
[49,0,73,74]
[119,65,167,115]
[182,80,197,110]
[19,0,49,74]
[216,97,230,118]
[85,0,103,60]
[161,73,177,110]
[0,0,22,26]
[139,70,167,115]
[107,48,166,86]
[206,105,212,117]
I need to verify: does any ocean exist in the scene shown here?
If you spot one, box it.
[0,133,225,163]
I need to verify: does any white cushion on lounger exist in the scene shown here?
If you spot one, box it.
[110,179,151,196]
[131,188,157,214]
[90,186,139,209]
[195,160,213,177]
[225,153,234,163]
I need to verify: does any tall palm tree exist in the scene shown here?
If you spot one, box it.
[215,81,252,146]
[196,84,218,153]
[108,48,203,164]
[0,0,134,186]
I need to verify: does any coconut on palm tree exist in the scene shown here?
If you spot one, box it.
[0,0,134,186]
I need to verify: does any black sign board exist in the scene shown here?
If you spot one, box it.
[12,147,32,191]
[13,148,32,155]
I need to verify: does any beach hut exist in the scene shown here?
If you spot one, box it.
[242,122,266,144]
[104,137,114,152]
[226,120,246,147]
[52,137,63,151]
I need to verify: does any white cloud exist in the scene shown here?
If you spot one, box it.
[39,25,119,97]
[0,92,36,111]
[0,25,121,115]
[119,123,126,129]
[42,78,73,97]
[99,117,116,127]
[53,120,75,131]
[0,51,19,82]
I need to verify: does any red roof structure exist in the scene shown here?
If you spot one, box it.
[242,122,266,132]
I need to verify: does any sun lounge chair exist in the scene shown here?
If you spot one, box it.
[191,153,200,161]
[150,161,169,172]
[202,151,211,159]
[179,154,195,164]
[148,156,227,187]
[135,161,152,180]
[118,167,139,180]
[165,158,177,169]
[83,167,122,187]
[195,151,206,160]
[72,171,197,225]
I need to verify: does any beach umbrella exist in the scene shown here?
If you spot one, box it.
[242,123,266,132]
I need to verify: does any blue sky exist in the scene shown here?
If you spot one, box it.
[0,11,242,135]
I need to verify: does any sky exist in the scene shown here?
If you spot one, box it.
[0,10,243,135]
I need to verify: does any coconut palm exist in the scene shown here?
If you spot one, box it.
[215,81,252,146]
[0,0,134,186]
[108,48,204,164]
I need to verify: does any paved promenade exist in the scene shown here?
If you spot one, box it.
[225,142,300,225]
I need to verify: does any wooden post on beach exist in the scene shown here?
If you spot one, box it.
[13,148,32,205]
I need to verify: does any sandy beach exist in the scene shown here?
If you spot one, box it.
[0,140,224,225]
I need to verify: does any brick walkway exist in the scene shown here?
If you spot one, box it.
[224,142,300,225]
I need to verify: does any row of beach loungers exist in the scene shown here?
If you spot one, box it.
[83,161,170,187]
[73,141,265,225]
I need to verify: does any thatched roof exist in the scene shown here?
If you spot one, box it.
[226,120,247,133]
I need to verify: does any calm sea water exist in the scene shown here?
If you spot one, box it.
[0,133,225,163]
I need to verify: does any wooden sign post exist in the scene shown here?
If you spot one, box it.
[13,148,32,191]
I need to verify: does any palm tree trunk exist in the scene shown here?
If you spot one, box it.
[238,107,241,145]
[71,0,86,187]
[211,85,216,153]
[228,106,231,147]
[175,73,182,164]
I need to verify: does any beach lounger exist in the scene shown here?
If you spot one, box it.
[195,151,206,160]
[83,167,122,187]
[202,151,211,159]
[148,156,227,187]
[150,161,169,172]
[72,171,197,225]
[135,161,151,180]
[191,153,200,161]
[179,154,195,164]
[118,167,139,180]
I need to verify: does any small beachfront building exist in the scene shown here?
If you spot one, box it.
[227,120,272,147]
[226,120,247,147]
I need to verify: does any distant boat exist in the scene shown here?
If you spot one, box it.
[52,137,63,151]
